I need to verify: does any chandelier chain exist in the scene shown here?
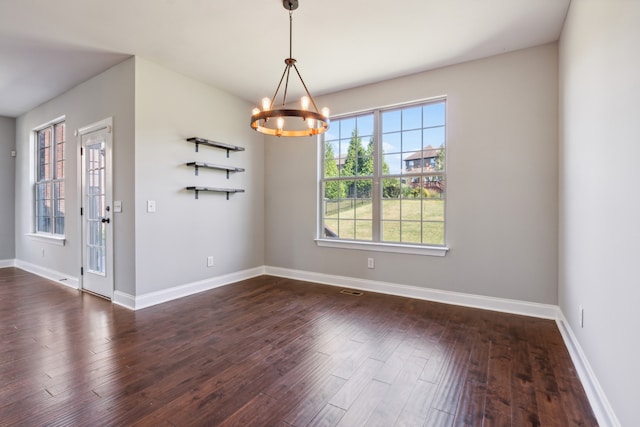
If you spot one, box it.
[289,10,293,60]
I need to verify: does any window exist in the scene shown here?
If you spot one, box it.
[320,99,446,250]
[35,120,65,236]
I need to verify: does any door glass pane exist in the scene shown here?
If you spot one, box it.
[86,141,106,276]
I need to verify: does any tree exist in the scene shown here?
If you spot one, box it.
[336,129,398,199]
[380,147,401,198]
[363,139,374,176]
[323,143,344,200]
[382,177,401,198]
[435,145,445,171]
[341,129,371,198]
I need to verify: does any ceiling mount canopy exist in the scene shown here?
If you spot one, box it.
[250,0,329,137]
[283,0,299,11]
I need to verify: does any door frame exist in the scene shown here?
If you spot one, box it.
[76,117,114,299]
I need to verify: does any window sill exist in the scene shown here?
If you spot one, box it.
[27,233,66,246]
[315,238,448,257]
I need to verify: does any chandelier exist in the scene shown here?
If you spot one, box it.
[250,0,329,137]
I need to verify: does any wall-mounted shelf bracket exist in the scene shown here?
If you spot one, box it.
[186,162,245,178]
[187,137,245,157]
[186,186,245,200]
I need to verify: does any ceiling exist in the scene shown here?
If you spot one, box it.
[0,0,569,118]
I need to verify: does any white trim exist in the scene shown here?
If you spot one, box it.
[316,238,448,256]
[0,259,16,268]
[328,95,448,120]
[264,266,558,319]
[26,233,66,246]
[76,119,111,136]
[14,259,79,289]
[123,266,266,311]
[555,313,621,427]
[112,291,136,310]
[33,115,66,132]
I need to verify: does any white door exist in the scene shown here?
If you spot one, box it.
[79,118,113,299]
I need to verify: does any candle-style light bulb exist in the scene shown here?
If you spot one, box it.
[277,117,284,130]
[307,118,315,128]
[262,97,271,111]
[301,96,310,110]
[321,107,330,118]
[252,108,260,116]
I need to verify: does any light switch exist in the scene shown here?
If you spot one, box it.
[147,200,156,213]
[113,200,122,213]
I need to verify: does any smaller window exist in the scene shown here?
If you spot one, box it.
[35,121,65,236]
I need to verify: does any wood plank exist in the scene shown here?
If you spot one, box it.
[453,380,487,427]
[366,355,428,425]
[328,357,384,409]
[283,375,347,426]
[335,379,389,426]
[394,379,439,426]
[482,334,513,426]
[307,404,346,427]
[430,331,475,414]
[425,408,455,427]
[510,317,541,427]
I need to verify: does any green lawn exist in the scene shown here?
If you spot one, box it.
[324,198,445,245]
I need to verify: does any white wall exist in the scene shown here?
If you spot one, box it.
[11,55,264,298]
[14,58,136,293]
[133,58,265,296]
[559,1,640,425]
[265,44,559,304]
[0,117,16,261]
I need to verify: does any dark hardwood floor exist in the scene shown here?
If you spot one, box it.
[0,267,597,426]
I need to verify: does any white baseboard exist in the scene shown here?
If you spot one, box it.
[112,290,136,310]
[14,259,79,290]
[264,266,560,319]
[556,313,620,427]
[122,266,266,310]
[0,259,16,268]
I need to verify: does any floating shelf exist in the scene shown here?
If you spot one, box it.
[186,186,245,200]
[186,162,245,178]
[187,137,245,157]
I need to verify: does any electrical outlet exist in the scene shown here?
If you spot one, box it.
[147,200,156,213]
[367,258,374,269]
[207,256,214,267]
[579,306,584,328]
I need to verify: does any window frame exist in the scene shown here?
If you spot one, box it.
[317,99,448,257]
[33,118,66,239]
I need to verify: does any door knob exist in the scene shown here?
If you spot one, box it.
[100,217,111,224]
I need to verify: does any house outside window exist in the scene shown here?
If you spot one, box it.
[35,120,65,236]
[320,99,446,248]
